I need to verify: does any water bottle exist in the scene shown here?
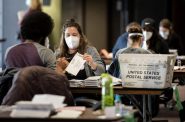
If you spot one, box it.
[115,94,122,117]
[101,73,114,110]
[177,57,181,69]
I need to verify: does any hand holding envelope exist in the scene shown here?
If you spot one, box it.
[57,57,69,69]
[83,53,97,70]
[57,52,97,76]
[56,57,69,74]
[65,53,86,76]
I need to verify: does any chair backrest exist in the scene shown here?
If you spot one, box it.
[1,66,74,106]
[0,68,19,104]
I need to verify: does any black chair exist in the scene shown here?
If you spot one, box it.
[75,97,101,110]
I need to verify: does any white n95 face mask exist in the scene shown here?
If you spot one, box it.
[159,31,169,40]
[65,36,80,49]
[143,31,153,41]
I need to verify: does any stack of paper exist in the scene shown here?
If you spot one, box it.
[84,76,101,87]
[174,66,185,70]
[10,94,66,118]
[110,75,122,86]
[10,101,53,118]
[84,75,121,86]
[69,75,121,87]
[69,76,101,87]
[32,94,66,109]
[52,106,86,118]
[52,110,82,118]
[69,79,84,87]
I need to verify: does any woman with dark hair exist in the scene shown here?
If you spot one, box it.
[56,19,105,80]
[142,18,173,116]
[4,11,56,69]
[141,18,169,54]
[159,18,184,55]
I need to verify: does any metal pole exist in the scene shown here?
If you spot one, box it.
[143,95,146,122]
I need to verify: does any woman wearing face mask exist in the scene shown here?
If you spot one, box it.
[56,19,105,80]
[141,18,169,54]
[159,19,184,55]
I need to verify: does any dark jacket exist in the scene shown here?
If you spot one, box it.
[166,32,184,55]
[112,32,128,58]
[153,39,169,54]
[147,34,169,54]
[0,68,19,104]
[2,66,74,106]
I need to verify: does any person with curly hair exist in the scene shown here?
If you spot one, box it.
[2,12,74,106]
[4,11,56,69]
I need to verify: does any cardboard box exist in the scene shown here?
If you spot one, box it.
[118,54,176,89]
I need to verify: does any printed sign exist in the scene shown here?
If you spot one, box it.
[118,54,176,88]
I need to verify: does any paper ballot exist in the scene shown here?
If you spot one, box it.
[10,94,66,118]
[32,94,65,109]
[65,52,86,76]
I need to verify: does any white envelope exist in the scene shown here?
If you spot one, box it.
[65,52,86,76]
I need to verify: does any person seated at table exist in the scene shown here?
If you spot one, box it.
[142,18,174,108]
[108,24,160,117]
[2,66,74,106]
[108,24,152,77]
[4,11,56,70]
[141,18,169,54]
[159,18,184,55]
[56,19,105,80]
[99,48,113,59]
[99,22,140,59]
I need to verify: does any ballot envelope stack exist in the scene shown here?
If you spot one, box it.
[69,76,101,87]
[10,94,66,118]
[69,76,121,87]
